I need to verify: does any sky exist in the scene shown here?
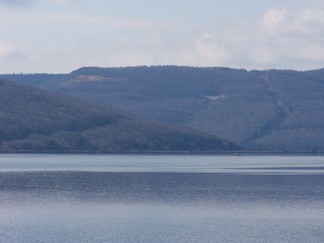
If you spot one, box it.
[1,0,324,73]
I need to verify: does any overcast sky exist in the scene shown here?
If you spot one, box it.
[1,0,324,73]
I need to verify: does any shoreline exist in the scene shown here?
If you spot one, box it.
[1,151,323,156]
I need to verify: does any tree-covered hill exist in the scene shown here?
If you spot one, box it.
[2,66,324,152]
[0,79,238,152]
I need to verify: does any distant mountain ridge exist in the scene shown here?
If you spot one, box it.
[2,66,324,152]
[0,79,238,152]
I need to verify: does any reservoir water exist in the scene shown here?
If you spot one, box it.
[0,154,324,242]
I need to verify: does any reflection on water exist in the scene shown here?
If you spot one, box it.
[1,171,324,204]
[1,201,323,243]
[0,155,324,242]
[1,154,324,174]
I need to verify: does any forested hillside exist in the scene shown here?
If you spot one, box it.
[2,66,324,152]
[0,79,238,152]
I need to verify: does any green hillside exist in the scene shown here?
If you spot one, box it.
[0,79,238,152]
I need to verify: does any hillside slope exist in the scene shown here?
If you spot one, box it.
[0,80,238,152]
[2,66,324,152]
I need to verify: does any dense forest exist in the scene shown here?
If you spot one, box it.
[2,66,324,152]
[0,79,238,152]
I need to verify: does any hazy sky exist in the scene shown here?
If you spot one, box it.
[1,0,324,73]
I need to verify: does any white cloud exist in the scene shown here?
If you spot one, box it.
[6,11,160,30]
[192,7,324,70]
[299,44,324,61]
[113,31,230,67]
[261,7,324,34]
[2,3,324,72]
[261,8,288,33]
[0,0,38,8]
[255,7,324,68]
[0,0,79,7]
[0,0,34,4]
[189,34,230,66]
[0,43,16,57]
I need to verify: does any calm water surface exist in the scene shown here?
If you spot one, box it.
[0,155,324,242]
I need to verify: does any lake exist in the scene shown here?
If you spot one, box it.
[0,154,324,242]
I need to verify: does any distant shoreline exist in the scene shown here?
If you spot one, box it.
[1,151,323,156]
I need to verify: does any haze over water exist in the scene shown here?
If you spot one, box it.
[0,155,324,242]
